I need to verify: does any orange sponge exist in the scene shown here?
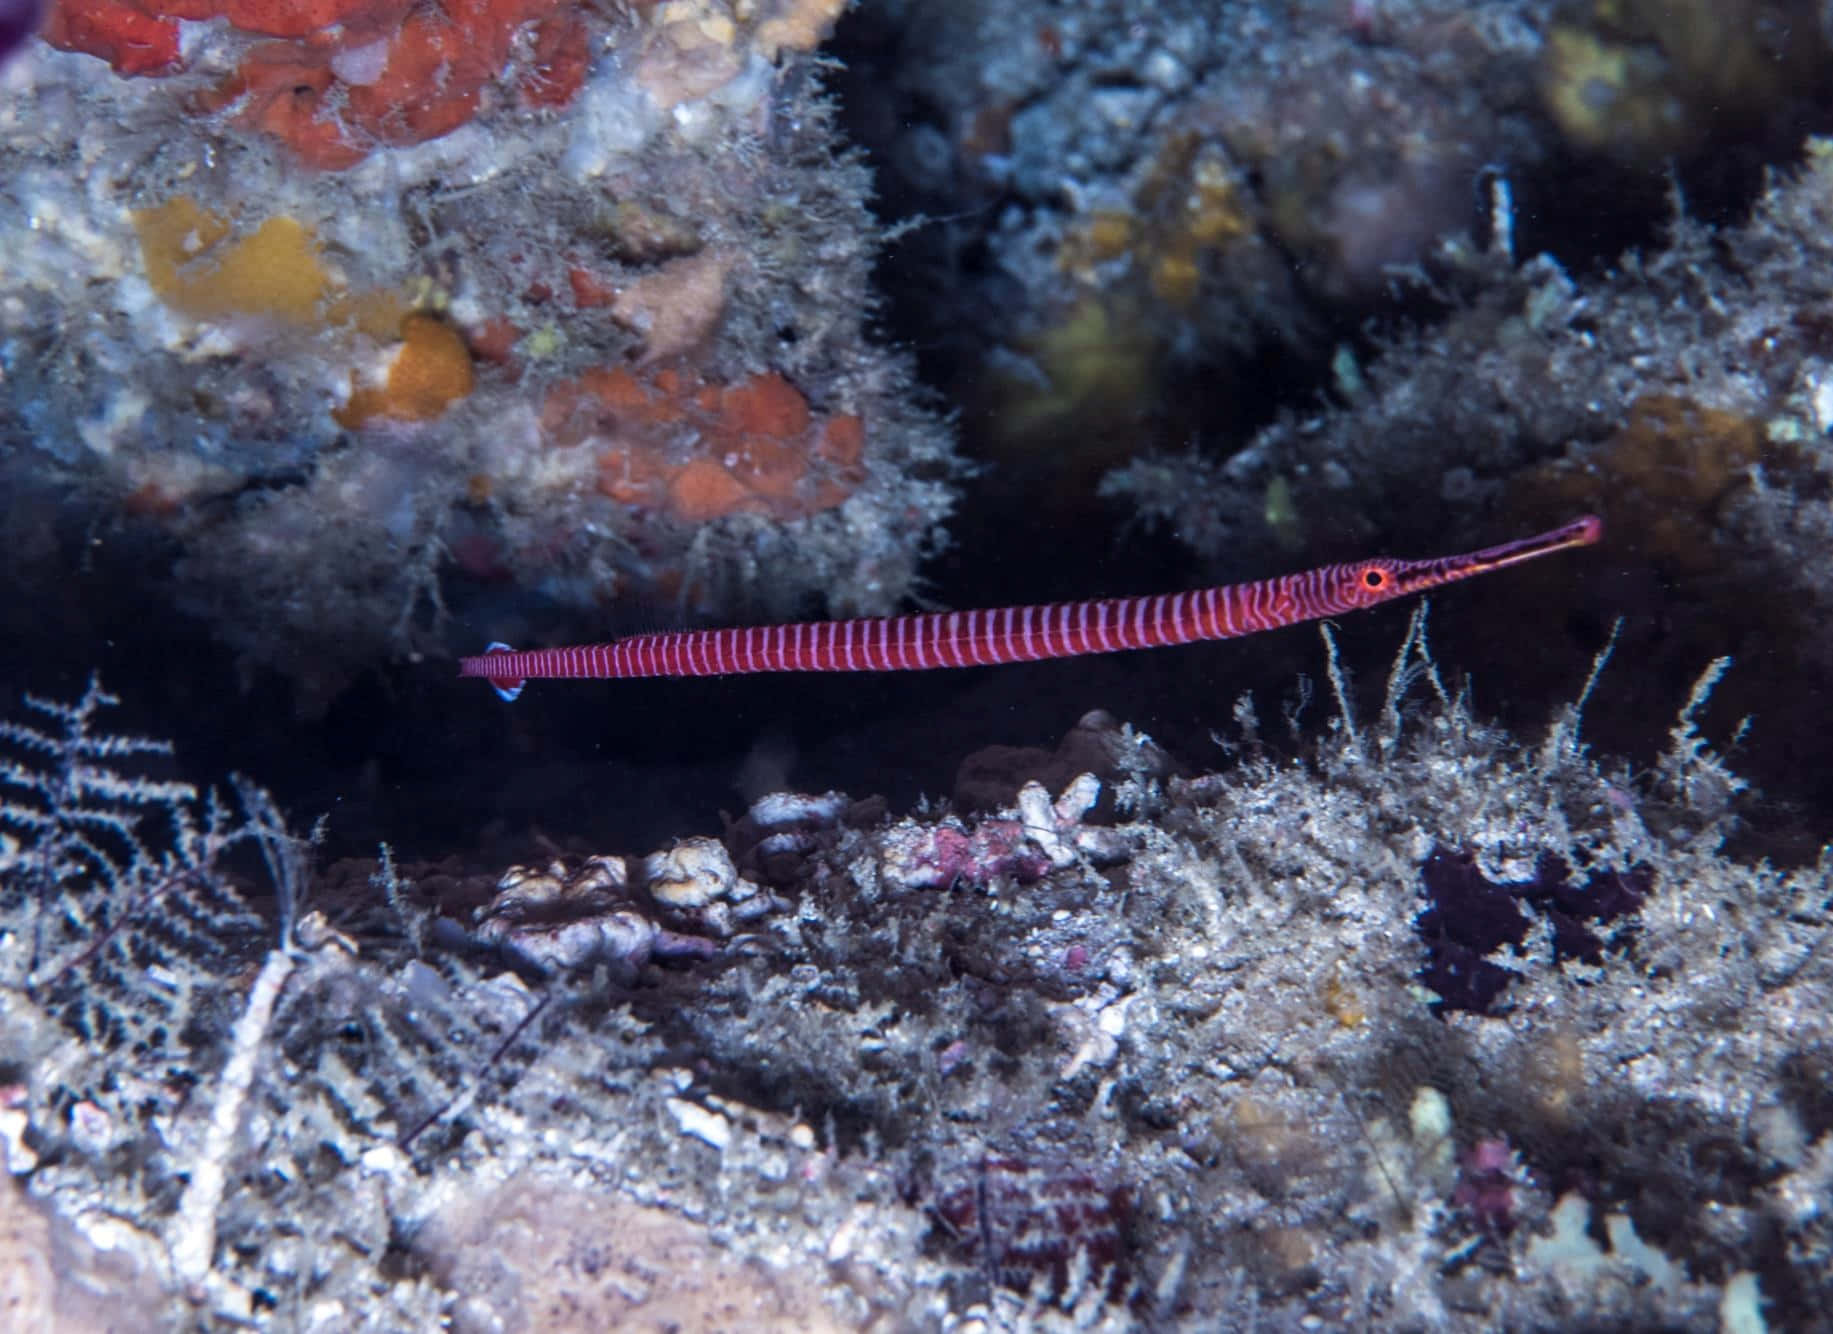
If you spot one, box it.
[50,0,589,166]
[43,0,181,74]
[714,372,811,440]
[668,458,762,523]
[336,314,475,426]
[538,365,869,524]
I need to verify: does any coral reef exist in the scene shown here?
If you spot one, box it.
[1101,138,1833,812]
[7,3,1833,1329]
[1,0,955,707]
[3,620,1828,1327]
[836,0,1829,465]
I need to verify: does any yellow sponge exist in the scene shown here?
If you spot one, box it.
[134,197,328,324]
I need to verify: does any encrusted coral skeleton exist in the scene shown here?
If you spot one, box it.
[469,842,780,979]
[3,0,958,706]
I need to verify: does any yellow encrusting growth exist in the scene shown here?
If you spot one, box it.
[1539,1,1809,164]
[134,197,330,324]
[997,134,1255,452]
[994,293,1158,447]
[1321,970,1367,1028]
[335,313,475,427]
[1141,143,1253,307]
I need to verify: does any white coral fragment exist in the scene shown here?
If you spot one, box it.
[644,835,740,908]
[1019,774,1103,870]
[666,1096,732,1151]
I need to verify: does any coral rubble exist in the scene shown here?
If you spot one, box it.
[2,628,1827,1327]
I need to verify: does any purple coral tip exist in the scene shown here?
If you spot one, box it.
[0,0,43,65]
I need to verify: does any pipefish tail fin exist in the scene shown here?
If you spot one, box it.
[460,641,526,701]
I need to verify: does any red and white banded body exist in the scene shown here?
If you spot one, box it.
[461,515,1601,699]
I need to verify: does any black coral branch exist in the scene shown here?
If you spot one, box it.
[0,677,266,991]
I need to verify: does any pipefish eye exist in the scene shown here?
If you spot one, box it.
[1359,564,1391,592]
